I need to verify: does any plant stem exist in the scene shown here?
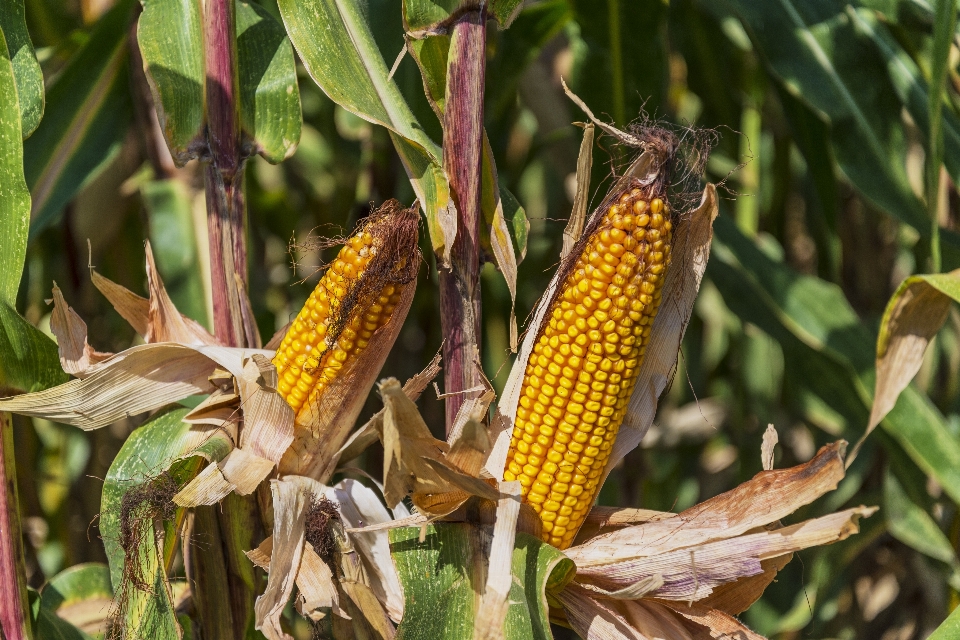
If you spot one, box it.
[204,0,247,347]
[439,8,487,434]
[0,413,31,640]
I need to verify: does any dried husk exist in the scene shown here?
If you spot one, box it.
[49,282,112,377]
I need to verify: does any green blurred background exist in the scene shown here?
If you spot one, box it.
[14,0,960,637]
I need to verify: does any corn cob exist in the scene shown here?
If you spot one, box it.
[273,202,419,422]
[503,189,673,549]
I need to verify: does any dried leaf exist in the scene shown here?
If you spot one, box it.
[697,554,793,615]
[556,582,649,640]
[334,352,442,468]
[237,354,295,464]
[761,425,777,471]
[562,123,595,260]
[91,269,150,336]
[174,448,275,507]
[49,282,112,377]
[574,507,875,601]
[447,413,492,478]
[852,270,960,464]
[254,476,315,640]
[144,241,218,345]
[567,442,847,567]
[607,600,694,640]
[0,343,272,429]
[658,601,765,640]
[473,481,522,640]
[323,479,405,623]
[278,279,417,482]
[379,377,497,512]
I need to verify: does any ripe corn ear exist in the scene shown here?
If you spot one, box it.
[503,188,673,549]
[273,203,419,424]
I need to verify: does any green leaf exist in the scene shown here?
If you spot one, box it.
[102,407,231,639]
[848,9,960,190]
[236,0,302,163]
[884,472,958,566]
[39,563,112,640]
[726,0,956,257]
[929,603,960,640]
[709,216,960,507]
[0,0,43,137]
[23,0,135,236]
[136,0,205,164]
[402,0,524,31]
[277,0,457,255]
[0,302,69,394]
[390,524,574,639]
[142,179,209,328]
[0,24,30,304]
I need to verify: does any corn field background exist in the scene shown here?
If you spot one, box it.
[6,0,960,638]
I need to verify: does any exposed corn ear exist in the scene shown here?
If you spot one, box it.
[273,200,420,480]
[503,186,673,549]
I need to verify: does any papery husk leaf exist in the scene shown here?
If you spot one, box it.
[379,377,499,513]
[607,599,694,640]
[555,582,649,640]
[237,354,295,464]
[321,478,405,623]
[447,413,492,478]
[696,553,793,615]
[91,269,150,336]
[49,283,112,378]
[851,269,960,464]
[332,516,397,640]
[254,476,314,640]
[174,447,273,507]
[657,601,765,640]
[334,351,442,468]
[486,184,719,478]
[473,481,522,640]
[0,343,272,428]
[278,278,416,482]
[144,241,218,345]
[761,425,778,471]
[182,389,239,426]
[247,536,349,620]
[575,507,673,544]
[567,442,846,566]
[573,506,875,601]
[562,123,595,260]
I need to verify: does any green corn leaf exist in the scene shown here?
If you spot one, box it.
[390,524,575,639]
[402,0,524,31]
[137,0,302,165]
[38,563,113,639]
[23,0,135,236]
[0,25,66,395]
[277,0,459,258]
[0,0,43,137]
[725,0,960,265]
[236,0,302,163]
[0,25,30,305]
[928,601,960,640]
[101,406,231,639]
[709,215,960,507]
[884,472,958,567]
[136,0,205,164]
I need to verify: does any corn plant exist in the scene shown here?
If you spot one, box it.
[4,0,960,639]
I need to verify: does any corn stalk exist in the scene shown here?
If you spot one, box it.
[440,7,488,432]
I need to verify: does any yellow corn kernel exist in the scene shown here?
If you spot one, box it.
[272,203,418,422]
[504,187,673,549]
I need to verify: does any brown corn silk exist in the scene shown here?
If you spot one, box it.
[503,153,676,549]
[272,201,420,477]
